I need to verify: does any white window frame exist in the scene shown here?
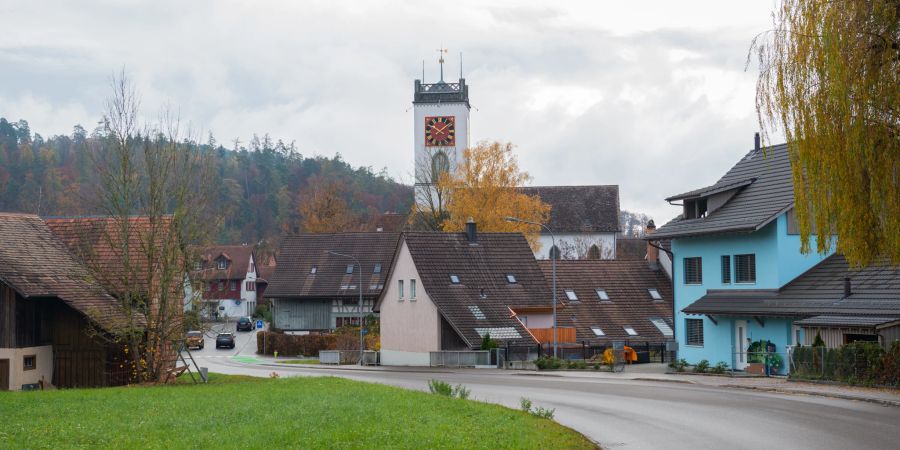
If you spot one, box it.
[410,279,417,300]
[398,280,404,301]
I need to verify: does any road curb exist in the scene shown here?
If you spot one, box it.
[721,384,900,407]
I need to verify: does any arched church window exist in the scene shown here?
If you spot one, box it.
[431,151,450,178]
[587,244,601,260]
[548,245,561,260]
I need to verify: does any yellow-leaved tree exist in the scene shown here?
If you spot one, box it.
[753,0,899,266]
[439,141,550,250]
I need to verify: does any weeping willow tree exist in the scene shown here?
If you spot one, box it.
[753,0,899,266]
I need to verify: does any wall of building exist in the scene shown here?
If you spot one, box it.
[413,100,470,208]
[671,213,830,370]
[379,241,440,366]
[801,326,876,348]
[534,232,616,260]
[517,313,553,329]
[0,345,53,390]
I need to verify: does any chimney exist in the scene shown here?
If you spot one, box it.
[754,132,761,152]
[465,217,477,243]
[843,277,852,298]
[645,220,659,268]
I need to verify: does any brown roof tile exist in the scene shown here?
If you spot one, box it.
[0,213,132,331]
[539,260,674,343]
[521,185,620,233]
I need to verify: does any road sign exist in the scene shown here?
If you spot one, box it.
[256,320,263,329]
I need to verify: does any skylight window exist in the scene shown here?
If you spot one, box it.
[591,326,605,337]
[595,289,609,301]
[650,318,673,337]
[648,288,662,300]
[310,266,317,274]
[373,263,382,274]
[345,264,354,274]
[623,326,638,336]
[468,305,486,320]
[564,289,578,301]
[449,274,460,284]
[506,274,517,283]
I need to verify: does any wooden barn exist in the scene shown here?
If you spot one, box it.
[0,213,134,390]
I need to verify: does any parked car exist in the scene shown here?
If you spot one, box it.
[216,332,236,349]
[186,331,204,350]
[237,316,254,332]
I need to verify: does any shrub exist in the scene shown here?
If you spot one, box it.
[711,361,729,374]
[253,304,272,322]
[876,342,900,386]
[566,360,587,370]
[452,384,471,400]
[535,357,564,370]
[520,397,555,419]
[669,358,688,372]
[693,359,710,373]
[812,331,825,347]
[481,333,498,350]
[256,331,336,356]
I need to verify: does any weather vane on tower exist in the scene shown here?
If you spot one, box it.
[436,45,448,81]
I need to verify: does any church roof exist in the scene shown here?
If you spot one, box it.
[521,185,620,233]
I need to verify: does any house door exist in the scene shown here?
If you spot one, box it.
[735,320,748,370]
[0,359,9,391]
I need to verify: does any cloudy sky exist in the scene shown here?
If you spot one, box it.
[0,0,779,224]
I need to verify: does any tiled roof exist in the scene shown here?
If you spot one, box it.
[653,144,795,239]
[0,213,132,331]
[195,245,255,281]
[400,232,550,347]
[266,233,401,299]
[684,254,900,317]
[521,185,620,233]
[45,216,173,298]
[539,260,674,343]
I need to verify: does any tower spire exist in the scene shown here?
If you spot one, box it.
[436,45,448,81]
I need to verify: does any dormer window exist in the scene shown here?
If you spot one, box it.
[595,289,609,301]
[449,274,460,284]
[684,198,707,219]
[648,288,662,300]
[505,274,517,284]
[217,259,227,270]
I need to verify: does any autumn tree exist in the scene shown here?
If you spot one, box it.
[753,0,899,265]
[440,141,550,250]
[297,177,360,233]
[89,72,219,382]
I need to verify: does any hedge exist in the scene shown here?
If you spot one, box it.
[256,331,336,357]
[790,341,900,386]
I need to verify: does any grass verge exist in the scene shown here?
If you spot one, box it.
[0,374,595,449]
[279,359,321,365]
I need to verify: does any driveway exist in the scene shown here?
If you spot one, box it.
[183,346,900,450]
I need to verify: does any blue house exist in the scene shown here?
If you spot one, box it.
[649,142,833,373]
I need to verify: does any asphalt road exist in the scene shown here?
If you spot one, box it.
[182,328,900,449]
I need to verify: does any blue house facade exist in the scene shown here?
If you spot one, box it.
[651,143,833,373]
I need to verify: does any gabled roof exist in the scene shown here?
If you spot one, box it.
[538,260,674,342]
[45,216,174,298]
[683,254,900,317]
[615,238,647,260]
[0,213,132,331]
[653,143,794,239]
[195,245,256,281]
[520,185,620,233]
[266,233,401,298]
[395,232,550,347]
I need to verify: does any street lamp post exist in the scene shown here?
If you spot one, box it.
[326,250,365,365]
[505,216,558,359]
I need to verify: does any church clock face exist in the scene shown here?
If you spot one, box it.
[424,116,456,147]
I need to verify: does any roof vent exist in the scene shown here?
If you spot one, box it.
[843,277,852,298]
[466,218,477,243]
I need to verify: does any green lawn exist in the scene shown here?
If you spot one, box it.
[279,359,321,365]
[0,374,595,449]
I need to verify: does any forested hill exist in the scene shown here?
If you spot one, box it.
[0,117,412,245]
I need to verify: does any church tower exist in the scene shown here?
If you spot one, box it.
[413,49,470,209]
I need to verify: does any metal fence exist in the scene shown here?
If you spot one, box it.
[429,351,491,367]
[503,342,674,364]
